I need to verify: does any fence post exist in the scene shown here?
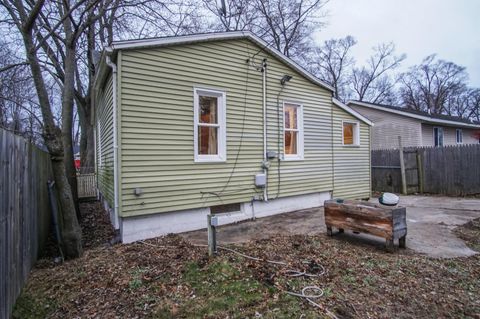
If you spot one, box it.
[207,215,217,257]
[416,149,424,194]
[398,136,407,195]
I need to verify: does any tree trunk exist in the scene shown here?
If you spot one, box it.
[62,42,81,219]
[22,25,82,259]
[78,98,95,173]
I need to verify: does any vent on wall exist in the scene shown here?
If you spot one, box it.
[210,203,241,215]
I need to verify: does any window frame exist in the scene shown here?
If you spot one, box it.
[341,120,360,147]
[193,87,227,163]
[282,101,304,161]
[456,128,463,144]
[433,127,444,147]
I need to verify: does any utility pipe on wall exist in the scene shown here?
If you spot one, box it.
[105,51,120,229]
[262,59,268,202]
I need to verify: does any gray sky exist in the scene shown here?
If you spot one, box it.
[316,0,480,87]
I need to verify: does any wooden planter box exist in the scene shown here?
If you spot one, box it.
[324,199,407,252]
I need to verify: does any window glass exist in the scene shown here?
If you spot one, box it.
[456,129,462,144]
[284,131,298,154]
[284,103,302,157]
[199,96,218,124]
[198,126,218,155]
[284,105,297,129]
[343,123,354,145]
[434,127,444,147]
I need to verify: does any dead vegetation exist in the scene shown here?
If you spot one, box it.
[13,204,480,319]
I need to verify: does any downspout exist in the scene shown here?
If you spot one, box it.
[262,59,268,202]
[105,50,120,229]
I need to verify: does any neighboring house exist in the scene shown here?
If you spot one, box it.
[93,31,373,243]
[348,101,480,150]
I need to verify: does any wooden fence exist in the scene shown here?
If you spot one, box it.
[0,129,52,319]
[372,144,480,196]
[77,173,97,198]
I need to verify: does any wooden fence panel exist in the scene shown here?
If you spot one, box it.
[77,173,97,198]
[0,129,52,319]
[371,149,402,193]
[372,144,480,196]
[421,144,480,196]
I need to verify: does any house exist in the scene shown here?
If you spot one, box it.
[93,31,373,243]
[348,101,480,150]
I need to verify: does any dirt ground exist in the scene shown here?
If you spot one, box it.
[183,195,480,258]
[12,197,480,318]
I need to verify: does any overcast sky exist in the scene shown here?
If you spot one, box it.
[316,0,480,87]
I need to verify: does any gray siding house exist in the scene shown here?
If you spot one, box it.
[93,32,373,243]
[348,101,480,150]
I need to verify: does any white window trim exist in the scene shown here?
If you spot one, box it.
[456,128,463,144]
[97,119,102,166]
[433,126,444,147]
[193,87,227,163]
[282,101,304,161]
[342,120,360,147]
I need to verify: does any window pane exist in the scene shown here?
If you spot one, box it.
[343,123,354,145]
[284,105,297,129]
[198,126,218,155]
[199,96,218,124]
[284,131,298,154]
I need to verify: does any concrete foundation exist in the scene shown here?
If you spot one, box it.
[120,191,331,243]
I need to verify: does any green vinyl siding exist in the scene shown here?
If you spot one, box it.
[332,105,371,199]
[118,39,335,217]
[96,73,115,206]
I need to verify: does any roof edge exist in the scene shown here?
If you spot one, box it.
[103,31,334,93]
[333,99,373,126]
[347,100,480,129]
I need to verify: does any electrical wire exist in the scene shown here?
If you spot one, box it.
[190,243,335,316]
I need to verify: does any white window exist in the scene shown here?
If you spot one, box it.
[194,88,226,162]
[283,102,304,160]
[434,127,444,147]
[342,120,360,146]
[456,129,463,144]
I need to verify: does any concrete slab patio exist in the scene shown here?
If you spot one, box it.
[182,195,480,258]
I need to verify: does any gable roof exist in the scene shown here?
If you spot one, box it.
[102,31,334,93]
[347,100,480,129]
[333,99,373,126]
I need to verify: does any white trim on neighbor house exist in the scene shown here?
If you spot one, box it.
[456,128,463,144]
[120,191,331,243]
[332,98,373,126]
[342,120,360,147]
[347,100,480,129]
[107,31,335,93]
[193,87,227,163]
[282,101,304,161]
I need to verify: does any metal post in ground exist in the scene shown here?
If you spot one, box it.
[207,214,217,256]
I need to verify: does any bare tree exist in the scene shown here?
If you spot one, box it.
[308,35,356,100]
[202,0,256,31]
[0,42,43,143]
[351,42,406,104]
[399,54,468,114]
[204,0,329,60]
[0,0,107,258]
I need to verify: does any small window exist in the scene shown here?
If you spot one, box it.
[194,88,226,162]
[456,129,463,144]
[434,127,444,147]
[342,121,360,146]
[283,102,304,160]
